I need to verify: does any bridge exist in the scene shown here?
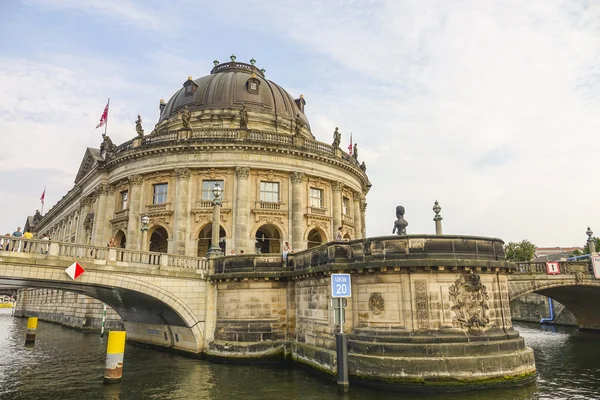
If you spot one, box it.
[0,237,209,353]
[509,261,600,330]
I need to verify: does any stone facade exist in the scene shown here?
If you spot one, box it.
[510,293,578,326]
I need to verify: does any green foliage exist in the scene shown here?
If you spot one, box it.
[583,237,600,255]
[571,249,584,256]
[505,240,537,262]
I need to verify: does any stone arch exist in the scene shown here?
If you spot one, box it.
[509,280,600,330]
[304,225,328,249]
[148,225,169,253]
[0,264,205,352]
[192,221,231,243]
[113,230,127,248]
[196,222,229,257]
[249,222,285,254]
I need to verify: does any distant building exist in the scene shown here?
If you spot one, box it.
[534,246,584,262]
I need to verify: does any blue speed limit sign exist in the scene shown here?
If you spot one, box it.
[331,274,351,298]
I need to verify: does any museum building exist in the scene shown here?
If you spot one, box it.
[26,57,371,256]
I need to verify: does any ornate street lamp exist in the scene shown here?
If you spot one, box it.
[433,200,443,235]
[140,214,150,251]
[207,183,223,257]
[587,226,596,254]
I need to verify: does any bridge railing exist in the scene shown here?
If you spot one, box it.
[0,238,207,273]
[512,261,592,275]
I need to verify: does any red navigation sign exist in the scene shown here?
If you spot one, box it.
[65,262,85,280]
[546,261,560,275]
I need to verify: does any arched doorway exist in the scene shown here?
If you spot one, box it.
[197,224,226,257]
[254,224,282,254]
[149,226,169,253]
[307,228,325,249]
[343,233,351,241]
[114,230,126,248]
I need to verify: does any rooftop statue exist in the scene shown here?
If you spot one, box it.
[392,205,408,235]
[353,143,358,160]
[239,105,248,130]
[294,113,304,136]
[135,115,144,137]
[100,134,116,158]
[360,161,366,172]
[332,127,341,148]
[180,106,191,130]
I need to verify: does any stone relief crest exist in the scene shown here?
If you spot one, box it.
[448,270,490,335]
[369,292,385,315]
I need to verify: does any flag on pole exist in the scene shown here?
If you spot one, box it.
[40,187,46,206]
[348,132,353,155]
[95,102,109,129]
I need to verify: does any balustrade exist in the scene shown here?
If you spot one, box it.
[256,201,281,210]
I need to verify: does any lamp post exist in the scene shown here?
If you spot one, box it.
[433,200,443,235]
[141,214,149,251]
[587,226,596,254]
[207,183,223,257]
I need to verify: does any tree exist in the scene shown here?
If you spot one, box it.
[505,240,537,262]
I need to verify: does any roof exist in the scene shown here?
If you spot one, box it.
[535,246,583,256]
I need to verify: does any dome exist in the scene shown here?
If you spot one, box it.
[157,58,311,137]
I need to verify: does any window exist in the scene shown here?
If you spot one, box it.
[310,188,324,208]
[343,196,349,215]
[260,182,279,203]
[153,183,168,204]
[202,180,224,200]
[120,190,128,210]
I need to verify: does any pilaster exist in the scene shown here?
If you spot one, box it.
[126,174,144,250]
[331,181,343,233]
[173,168,191,254]
[234,167,250,253]
[92,183,109,246]
[290,171,305,251]
[353,196,362,239]
[360,199,367,238]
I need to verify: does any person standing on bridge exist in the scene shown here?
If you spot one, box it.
[23,230,33,251]
[40,234,50,254]
[11,227,22,251]
[283,241,292,267]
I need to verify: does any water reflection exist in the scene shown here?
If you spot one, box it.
[1,309,599,400]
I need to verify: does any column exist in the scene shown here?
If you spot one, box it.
[92,184,109,246]
[331,181,343,232]
[234,167,250,253]
[353,197,362,239]
[290,172,305,251]
[103,185,116,245]
[360,199,367,239]
[173,168,191,255]
[126,174,144,250]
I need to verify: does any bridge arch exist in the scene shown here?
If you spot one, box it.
[0,261,205,353]
[509,280,600,331]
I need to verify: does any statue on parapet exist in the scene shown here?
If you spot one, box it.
[353,143,358,160]
[294,114,304,136]
[332,127,341,148]
[135,115,144,137]
[392,205,408,235]
[239,105,248,130]
[180,105,191,130]
[360,161,366,171]
[100,134,116,158]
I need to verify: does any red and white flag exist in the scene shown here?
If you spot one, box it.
[40,187,45,206]
[95,101,109,129]
[348,132,353,155]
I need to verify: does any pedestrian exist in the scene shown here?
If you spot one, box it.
[107,237,116,247]
[283,241,292,267]
[23,229,33,251]
[230,250,236,255]
[40,234,50,254]
[239,250,245,255]
[2,233,9,251]
[335,226,344,241]
[12,227,22,251]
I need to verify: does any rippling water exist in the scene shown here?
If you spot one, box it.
[1,308,599,400]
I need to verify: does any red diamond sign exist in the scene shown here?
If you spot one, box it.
[65,262,85,280]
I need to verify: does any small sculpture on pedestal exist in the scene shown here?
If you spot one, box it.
[360,161,366,172]
[239,105,248,130]
[135,115,144,137]
[392,205,408,235]
[180,106,191,130]
[100,134,116,158]
[353,143,358,160]
[332,127,341,148]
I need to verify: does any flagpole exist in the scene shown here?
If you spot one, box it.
[40,187,45,215]
[104,98,110,136]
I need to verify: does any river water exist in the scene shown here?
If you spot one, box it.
[1,309,599,400]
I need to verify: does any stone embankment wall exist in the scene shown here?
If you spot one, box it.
[14,288,123,331]
[510,293,577,326]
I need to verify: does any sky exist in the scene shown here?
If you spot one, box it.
[0,0,598,247]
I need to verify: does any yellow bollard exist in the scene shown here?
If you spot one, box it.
[25,317,38,344]
[104,331,126,384]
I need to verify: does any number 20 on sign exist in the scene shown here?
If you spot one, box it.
[331,274,351,298]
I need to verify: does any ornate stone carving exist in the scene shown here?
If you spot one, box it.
[359,199,367,212]
[448,270,490,335]
[331,181,343,192]
[414,280,430,330]
[79,197,92,208]
[180,105,191,130]
[332,127,341,148]
[100,134,116,158]
[369,292,384,315]
[257,215,284,224]
[175,168,191,180]
[96,183,111,196]
[266,170,276,181]
[392,205,408,235]
[107,185,115,195]
[239,105,248,130]
[575,271,585,284]
[112,222,128,234]
[135,115,144,137]
[290,171,304,184]
[128,174,143,186]
[235,167,250,180]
